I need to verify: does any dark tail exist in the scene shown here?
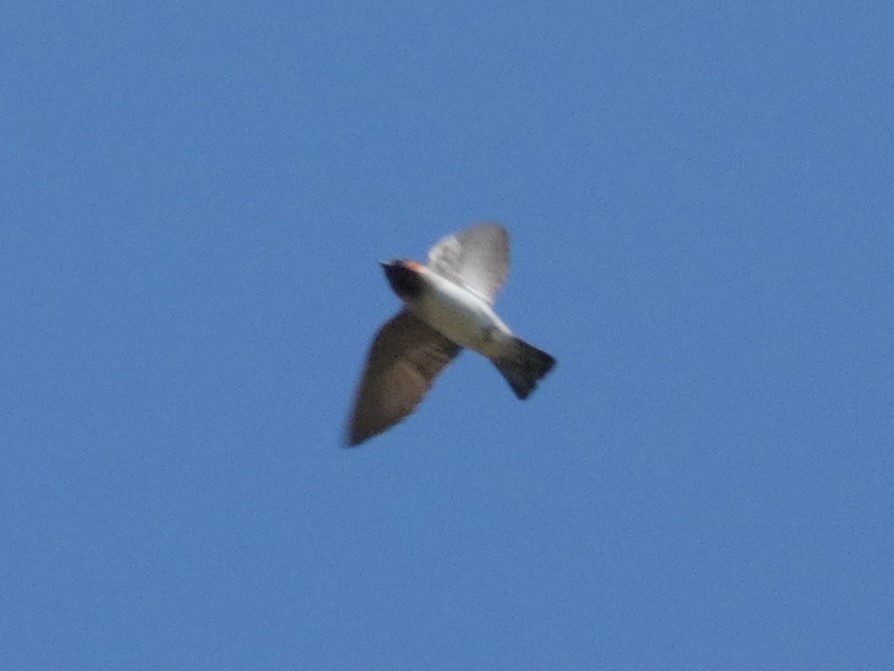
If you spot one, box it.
[493,338,556,399]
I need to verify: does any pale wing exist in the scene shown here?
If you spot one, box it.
[428,222,510,304]
[347,311,460,446]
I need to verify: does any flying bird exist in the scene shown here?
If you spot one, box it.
[346,222,556,446]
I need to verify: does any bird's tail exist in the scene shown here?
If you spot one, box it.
[493,337,556,399]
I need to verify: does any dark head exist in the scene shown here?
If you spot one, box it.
[380,259,425,300]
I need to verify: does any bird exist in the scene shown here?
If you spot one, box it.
[346,222,556,446]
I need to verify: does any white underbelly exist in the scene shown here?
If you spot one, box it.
[411,278,511,355]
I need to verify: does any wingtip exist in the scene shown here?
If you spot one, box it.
[343,429,366,448]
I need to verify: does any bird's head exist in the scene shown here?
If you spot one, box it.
[380,259,425,300]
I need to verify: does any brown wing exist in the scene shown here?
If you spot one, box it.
[346,310,460,446]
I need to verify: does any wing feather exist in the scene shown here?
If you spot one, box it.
[428,222,510,304]
[347,311,460,446]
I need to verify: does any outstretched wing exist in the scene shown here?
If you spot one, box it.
[428,222,510,305]
[347,310,460,446]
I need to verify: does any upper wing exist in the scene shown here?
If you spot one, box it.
[428,222,510,305]
[346,310,460,446]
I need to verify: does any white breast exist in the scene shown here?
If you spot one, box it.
[410,270,512,356]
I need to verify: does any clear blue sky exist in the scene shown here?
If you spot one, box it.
[3,3,892,669]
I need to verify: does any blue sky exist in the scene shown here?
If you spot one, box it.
[3,2,892,669]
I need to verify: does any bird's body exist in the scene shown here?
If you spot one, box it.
[398,263,512,358]
[347,222,555,446]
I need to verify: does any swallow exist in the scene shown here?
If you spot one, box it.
[346,222,556,446]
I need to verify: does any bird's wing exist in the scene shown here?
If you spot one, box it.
[347,310,460,446]
[428,222,510,305]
